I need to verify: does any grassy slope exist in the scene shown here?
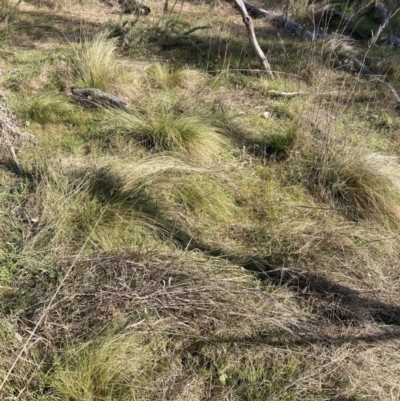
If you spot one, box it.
[1,0,400,400]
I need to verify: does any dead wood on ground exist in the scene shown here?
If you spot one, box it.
[71,87,131,112]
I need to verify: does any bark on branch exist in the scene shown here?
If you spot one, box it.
[238,0,400,106]
[375,2,400,48]
[71,87,131,112]
[241,1,331,40]
[230,0,274,78]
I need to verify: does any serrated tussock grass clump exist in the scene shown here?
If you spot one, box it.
[72,31,119,91]
[170,174,236,220]
[146,63,208,90]
[306,144,400,227]
[25,156,206,252]
[51,332,160,401]
[15,93,75,125]
[107,104,229,161]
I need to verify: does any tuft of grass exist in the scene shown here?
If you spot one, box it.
[288,0,310,20]
[146,63,185,89]
[51,331,161,401]
[258,123,298,161]
[306,144,400,227]
[14,93,76,125]
[25,156,205,252]
[0,0,16,26]
[170,174,236,220]
[106,103,229,161]
[72,31,120,91]
[146,63,207,90]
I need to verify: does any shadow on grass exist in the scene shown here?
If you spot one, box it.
[8,9,102,49]
[219,253,400,327]
[83,164,194,246]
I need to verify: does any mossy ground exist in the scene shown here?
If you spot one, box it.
[1,0,400,400]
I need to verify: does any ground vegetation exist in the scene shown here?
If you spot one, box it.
[1,0,400,400]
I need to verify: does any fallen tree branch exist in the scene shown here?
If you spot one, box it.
[241,1,331,40]
[182,25,212,37]
[71,87,131,111]
[239,1,400,106]
[385,35,400,48]
[230,0,274,78]
[341,56,400,104]
[375,78,400,103]
[332,10,356,27]
[375,2,400,48]
[345,56,373,75]
[376,2,390,32]
[268,90,340,97]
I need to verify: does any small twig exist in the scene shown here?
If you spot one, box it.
[366,236,397,243]
[182,25,211,36]
[293,204,342,211]
[268,90,340,97]
[375,78,400,103]
[268,90,306,97]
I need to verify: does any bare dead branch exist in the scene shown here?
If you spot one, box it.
[239,1,400,106]
[71,87,131,111]
[267,90,340,97]
[230,0,274,78]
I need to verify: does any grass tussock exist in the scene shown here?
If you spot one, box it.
[106,104,228,161]
[146,63,208,90]
[72,31,120,91]
[169,173,236,220]
[27,0,98,10]
[25,156,207,251]
[52,331,160,401]
[14,93,76,125]
[306,144,400,227]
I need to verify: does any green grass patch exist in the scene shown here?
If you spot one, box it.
[72,31,120,91]
[305,143,400,227]
[13,93,78,125]
[105,98,229,161]
[145,63,207,90]
[51,331,162,401]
